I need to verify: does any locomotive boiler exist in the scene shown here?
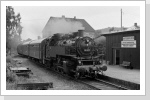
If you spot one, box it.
[44,30,107,78]
[17,30,107,79]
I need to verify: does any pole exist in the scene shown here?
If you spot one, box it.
[121,9,122,31]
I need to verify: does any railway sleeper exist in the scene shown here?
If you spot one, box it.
[9,67,33,78]
[17,82,53,90]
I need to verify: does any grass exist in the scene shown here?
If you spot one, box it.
[6,55,18,90]
[6,55,42,90]
[6,67,31,90]
[6,55,27,90]
[6,52,32,90]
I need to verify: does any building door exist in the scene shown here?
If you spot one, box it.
[115,49,120,65]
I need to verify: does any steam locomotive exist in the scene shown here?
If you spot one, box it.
[17,30,107,79]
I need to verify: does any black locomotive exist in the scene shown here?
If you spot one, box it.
[17,30,107,79]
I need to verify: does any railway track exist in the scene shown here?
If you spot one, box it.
[52,69,128,90]
[76,77,128,90]
[29,59,129,90]
[46,68,128,90]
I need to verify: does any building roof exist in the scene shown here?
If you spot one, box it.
[30,38,45,45]
[42,16,95,34]
[126,25,140,30]
[96,27,126,34]
[102,29,140,36]
[22,41,32,45]
[96,23,140,37]
[76,18,95,32]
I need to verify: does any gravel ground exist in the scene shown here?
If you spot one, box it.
[13,56,93,90]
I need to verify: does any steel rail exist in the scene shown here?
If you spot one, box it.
[95,78,129,90]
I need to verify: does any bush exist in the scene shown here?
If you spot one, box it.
[6,56,18,83]
[6,82,17,90]
[6,56,17,68]
[6,69,18,83]
[6,56,12,63]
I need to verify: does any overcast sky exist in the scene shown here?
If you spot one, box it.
[13,6,140,40]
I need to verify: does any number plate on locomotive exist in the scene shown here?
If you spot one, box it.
[84,49,90,51]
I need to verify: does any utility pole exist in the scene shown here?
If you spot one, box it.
[121,9,122,31]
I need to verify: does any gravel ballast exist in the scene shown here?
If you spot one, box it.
[13,56,94,90]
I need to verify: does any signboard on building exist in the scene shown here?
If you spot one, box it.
[121,40,136,48]
[123,36,134,41]
[121,36,136,48]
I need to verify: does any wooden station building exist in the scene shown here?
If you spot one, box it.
[103,29,140,69]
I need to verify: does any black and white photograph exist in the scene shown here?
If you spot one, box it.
[1,1,145,95]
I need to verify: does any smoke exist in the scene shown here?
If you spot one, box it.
[43,17,83,38]
[21,20,44,40]
[94,36,106,45]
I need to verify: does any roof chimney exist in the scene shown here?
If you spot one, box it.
[38,36,41,40]
[74,16,76,19]
[134,23,137,27]
[62,15,65,18]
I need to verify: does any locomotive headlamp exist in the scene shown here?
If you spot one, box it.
[78,60,82,65]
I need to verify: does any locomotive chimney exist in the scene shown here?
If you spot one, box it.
[78,27,85,37]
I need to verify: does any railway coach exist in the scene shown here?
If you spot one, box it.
[17,41,31,56]
[17,44,23,55]
[28,38,46,63]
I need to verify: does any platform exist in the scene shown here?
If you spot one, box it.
[99,65,140,90]
[104,65,140,84]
